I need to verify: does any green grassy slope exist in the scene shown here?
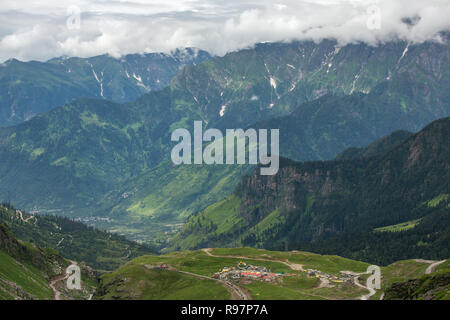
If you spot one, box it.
[374,219,422,233]
[96,247,450,300]
[0,250,53,300]
[95,247,414,300]
[96,263,231,300]
[0,220,99,300]
[382,261,450,300]
[207,248,370,275]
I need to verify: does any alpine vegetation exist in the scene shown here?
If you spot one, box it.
[171,121,279,175]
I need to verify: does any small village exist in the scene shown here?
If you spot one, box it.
[210,261,354,285]
[146,259,355,288]
[211,261,286,282]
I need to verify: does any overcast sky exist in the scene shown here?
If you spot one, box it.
[1,0,449,62]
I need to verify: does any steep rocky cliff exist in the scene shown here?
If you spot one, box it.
[172,117,449,264]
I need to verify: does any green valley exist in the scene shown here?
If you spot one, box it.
[1,1,450,304]
[1,39,448,245]
[0,48,211,127]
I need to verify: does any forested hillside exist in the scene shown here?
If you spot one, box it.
[0,38,449,242]
[0,48,210,127]
[0,204,154,270]
[171,117,450,264]
[0,222,66,299]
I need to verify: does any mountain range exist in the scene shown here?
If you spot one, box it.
[0,37,449,245]
[0,35,449,301]
[0,48,210,127]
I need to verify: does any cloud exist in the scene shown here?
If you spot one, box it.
[0,0,449,62]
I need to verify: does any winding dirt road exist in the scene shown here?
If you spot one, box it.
[49,261,79,300]
[49,270,69,300]
[16,210,36,224]
[353,275,376,300]
[202,249,378,300]
[170,267,251,300]
[339,270,376,300]
[413,259,446,274]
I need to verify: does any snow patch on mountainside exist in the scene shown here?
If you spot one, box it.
[132,73,142,82]
[88,62,104,98]
[270,77,277,89]
[219,105,227,117]
[397,44,410,67]
[133,73,150,91]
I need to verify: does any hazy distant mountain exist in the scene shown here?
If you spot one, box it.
[0,48,210,127]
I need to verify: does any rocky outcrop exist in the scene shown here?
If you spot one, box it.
[384,271,450,300]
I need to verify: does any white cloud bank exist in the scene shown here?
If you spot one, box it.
[0,0,449,62]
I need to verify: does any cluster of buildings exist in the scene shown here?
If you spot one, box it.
[212,261,292,282]
[306,268,353,284]
[211,261,354,286]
